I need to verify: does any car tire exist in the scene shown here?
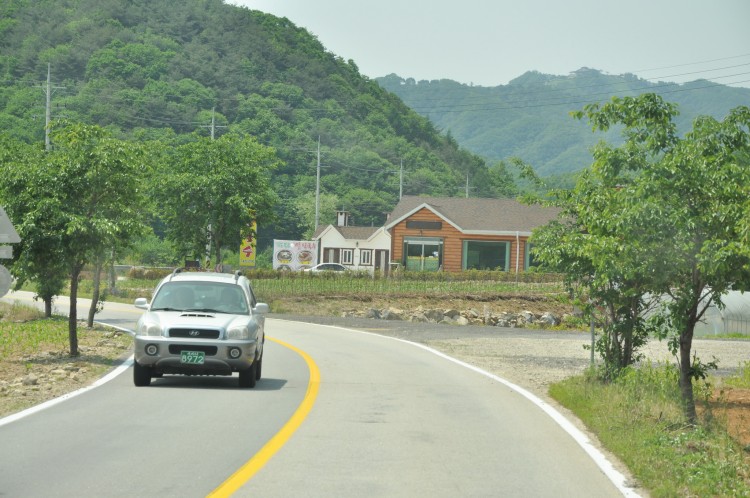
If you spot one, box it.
[239,362,257,388]
[255,356,262,380]
[133,361,152,387]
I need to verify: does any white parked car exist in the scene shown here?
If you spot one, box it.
[303,263,349,272]
[133,269,269,388]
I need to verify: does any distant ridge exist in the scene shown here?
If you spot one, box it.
[376,69,750,176]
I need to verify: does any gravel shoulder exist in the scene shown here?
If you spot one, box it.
[271,313,750,398]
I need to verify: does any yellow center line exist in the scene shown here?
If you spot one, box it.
[207,336,321,497]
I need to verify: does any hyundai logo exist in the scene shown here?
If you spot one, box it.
[189,330,201,337]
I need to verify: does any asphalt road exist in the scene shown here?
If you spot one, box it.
[0,291,634,497]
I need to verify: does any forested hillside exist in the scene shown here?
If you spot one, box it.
[377,69,750,176]
[0,0,514,250]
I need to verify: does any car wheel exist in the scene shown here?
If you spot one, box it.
[239,362,257,388]
[133,361,152,387]
[255,356,262,380]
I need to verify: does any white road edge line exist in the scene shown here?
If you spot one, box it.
[0,322,134,429]
[2,316,641,498]
[282,320,642,498]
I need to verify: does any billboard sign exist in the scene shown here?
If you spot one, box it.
[273,240,317,271]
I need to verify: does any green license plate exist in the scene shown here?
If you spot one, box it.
[180,351,205,364]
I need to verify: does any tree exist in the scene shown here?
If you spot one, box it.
[0,134,68,317]
[633,105,750,422]
[483,160,518,198]
[156,134,279,267]
[37,122,147,356]
[530,168,658,381]
[292,192,339,239]
[554,95,750,422]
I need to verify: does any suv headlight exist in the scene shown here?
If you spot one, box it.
[227,324,252,340]
[137,321,163,337]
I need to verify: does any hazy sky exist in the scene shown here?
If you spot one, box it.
[229,0,750,88]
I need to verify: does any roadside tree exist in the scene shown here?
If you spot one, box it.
[155,134,279,268]
[529,144,662,381]
[0,134,68,317]
[2,122,150,355]
[536,95,750,422]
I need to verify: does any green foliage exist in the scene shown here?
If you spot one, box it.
[154,133,279,264]
[0,0,503,257]
[292,192,339,239]
[121,232,178,267]
[550,364,750,497]
[536,94,750,422]
[377,72,750,178]
[723,362,750,389]
[0,122,151,353]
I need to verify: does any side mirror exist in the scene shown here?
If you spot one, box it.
[254,302,270,314]
[134,297,149,310]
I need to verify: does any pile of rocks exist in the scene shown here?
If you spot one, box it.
[1,362,89,397]
[341,306,564,328]
[0,333,131,414]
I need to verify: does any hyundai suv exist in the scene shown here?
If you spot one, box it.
[133,269,269,388]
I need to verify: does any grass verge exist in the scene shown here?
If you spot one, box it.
[0,302,133,418]
[550,363,750,497]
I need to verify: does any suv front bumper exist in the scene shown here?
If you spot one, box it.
[134,337,258,375]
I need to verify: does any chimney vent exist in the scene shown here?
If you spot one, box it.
[336,211,350,227]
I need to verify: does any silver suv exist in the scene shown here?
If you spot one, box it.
[133,269,269,388]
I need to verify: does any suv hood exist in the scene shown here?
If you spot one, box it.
[144,311,253,330]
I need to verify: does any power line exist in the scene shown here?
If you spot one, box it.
[631,53,750,74]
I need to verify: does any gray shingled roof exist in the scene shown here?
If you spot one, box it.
[336,226,381,240]
[385,196,560,234]
[312,225,381,240]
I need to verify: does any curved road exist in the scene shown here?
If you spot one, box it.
[0,291,634,497]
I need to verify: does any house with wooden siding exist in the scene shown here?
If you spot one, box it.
[384,196,559,273]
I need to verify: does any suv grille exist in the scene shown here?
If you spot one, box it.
[168,344,218,355]
[169,328,220,339]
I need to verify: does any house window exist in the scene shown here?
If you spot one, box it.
[324,248,340,263]
[406,220,442,230]
[403,237,442,271]
[525,242,538,269]
[462,240,509,271]
[360,249,373,266]
[341,248,354,265]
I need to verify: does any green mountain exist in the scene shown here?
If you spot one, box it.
[376,69,750,176]
[0,0,508,247]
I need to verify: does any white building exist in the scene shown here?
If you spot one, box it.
[312,211,391,273]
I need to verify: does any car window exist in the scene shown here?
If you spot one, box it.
[151,283,196,310]
[151,282,249,314]
[217,285,249,314]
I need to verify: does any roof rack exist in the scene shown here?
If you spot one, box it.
[169,267,183,281]
[234,270,242,283]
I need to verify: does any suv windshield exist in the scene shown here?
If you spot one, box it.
[150,282,249,314]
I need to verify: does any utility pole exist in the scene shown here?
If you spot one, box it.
[466,173,470,198]
[315,136,321,230]
[200,108,226,270]
[201,107,226,139]
[40,63,64,151]
[210,108,216,140]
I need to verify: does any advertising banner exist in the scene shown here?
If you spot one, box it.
[273,240,317,271]
[239,221,257,267]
